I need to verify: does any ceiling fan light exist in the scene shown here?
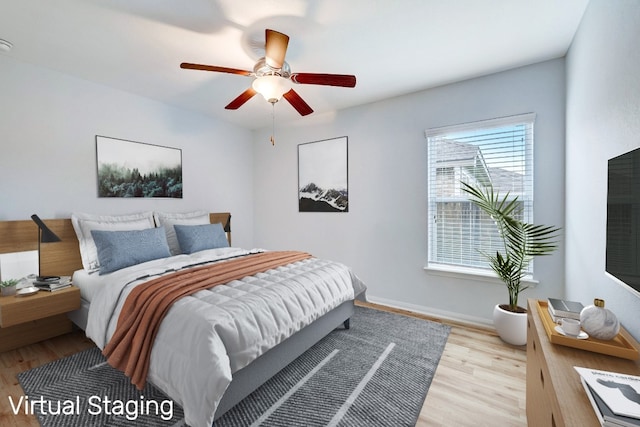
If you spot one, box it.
[252,75,291,103]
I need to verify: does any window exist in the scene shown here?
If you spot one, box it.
[426,113,535,275]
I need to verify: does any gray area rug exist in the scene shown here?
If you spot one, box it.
[18,306,450,426]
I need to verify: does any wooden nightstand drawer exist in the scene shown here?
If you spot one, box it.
[0,286,80,328]
[0,314,73,352]
[0,286,80,352]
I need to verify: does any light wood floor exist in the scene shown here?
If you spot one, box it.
[0,303,527,426]
[0,330,95,427]
[356,302,527,426]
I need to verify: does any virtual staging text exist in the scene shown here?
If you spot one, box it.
[8,394,174,421]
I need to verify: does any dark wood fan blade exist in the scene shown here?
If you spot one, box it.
[180,62,252,76]
[283,89,313,116]
[225,88,257,110]
[290,73,356,87]
[265,29,289,69]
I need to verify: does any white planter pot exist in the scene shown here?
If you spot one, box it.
[1,285,17,297]
[493,304,527,346]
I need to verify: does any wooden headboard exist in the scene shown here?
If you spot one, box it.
[0,213,231,277]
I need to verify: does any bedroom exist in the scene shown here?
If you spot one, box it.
[1,0,639,426]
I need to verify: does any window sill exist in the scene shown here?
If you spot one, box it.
[424,264,539,287]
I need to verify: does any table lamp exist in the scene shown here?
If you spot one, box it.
[31,214,61,280]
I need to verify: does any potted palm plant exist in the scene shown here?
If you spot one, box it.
[461,181,560,345]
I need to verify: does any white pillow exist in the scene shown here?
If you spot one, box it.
[153,211,210,255]
[71,211,155,273]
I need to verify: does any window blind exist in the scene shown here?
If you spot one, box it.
[426,113,535,273]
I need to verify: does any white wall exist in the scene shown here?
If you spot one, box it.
[565,0,640,340]
[0,39,574,330]
[253,59,566,326]
[0,56,255,248]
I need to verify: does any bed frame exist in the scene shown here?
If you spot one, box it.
[0,213,354,421]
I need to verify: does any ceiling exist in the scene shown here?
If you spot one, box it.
[0,0,589,130]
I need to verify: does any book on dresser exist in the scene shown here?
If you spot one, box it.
[580,378,640,427]
[547,297,584,321]
[32,276,72,291]
[575,366,640,426]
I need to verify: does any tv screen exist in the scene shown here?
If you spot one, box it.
[606,147,640,295]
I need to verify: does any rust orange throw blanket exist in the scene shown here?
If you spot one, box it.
[103,250,312,390]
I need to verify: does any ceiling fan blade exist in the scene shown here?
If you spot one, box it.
[265,29,289,69]
[225,88,257,110]
[180,62,252,76]
[283,89,313,116]
[290,73,356,88]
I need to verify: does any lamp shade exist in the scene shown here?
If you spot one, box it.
[252,75,292,103]
[31,214,61,243]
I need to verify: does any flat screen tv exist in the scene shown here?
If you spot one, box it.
[606,146,640,295]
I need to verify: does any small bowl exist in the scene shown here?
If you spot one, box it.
[16,286,40,297]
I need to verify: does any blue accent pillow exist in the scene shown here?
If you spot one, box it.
[174,223,229,254]
[91,227,171,274]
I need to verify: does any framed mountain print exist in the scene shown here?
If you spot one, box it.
[298,136,348,212]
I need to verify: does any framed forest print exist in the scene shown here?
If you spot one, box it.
[96,135,183,198]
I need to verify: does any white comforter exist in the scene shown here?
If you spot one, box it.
[85,247,364,427]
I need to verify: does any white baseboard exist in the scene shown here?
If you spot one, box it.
[366,295,495,331]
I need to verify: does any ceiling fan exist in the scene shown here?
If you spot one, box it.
[180,29,357,116]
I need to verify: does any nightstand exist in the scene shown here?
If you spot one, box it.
[0,286,80,352]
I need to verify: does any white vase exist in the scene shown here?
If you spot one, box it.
[493,303,528,346]
[580,299,620,340]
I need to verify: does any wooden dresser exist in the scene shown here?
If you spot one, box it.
[526,298,640,426]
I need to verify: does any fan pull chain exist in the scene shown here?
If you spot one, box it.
[270,102,276,146]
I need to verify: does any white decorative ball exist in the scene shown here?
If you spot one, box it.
[580,299,620,340]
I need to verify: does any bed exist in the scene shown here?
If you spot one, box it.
[2,212,365,427]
